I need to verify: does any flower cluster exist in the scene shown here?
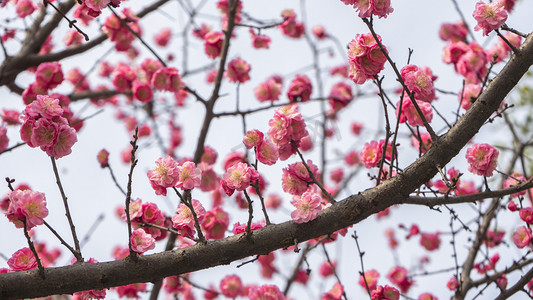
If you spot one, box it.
[268,104,309,160]
[370,285,399,300]
[172,199,206,238]
[102,8,142,51]
[341,0,393,19]
[443,40,489,84]
[396,94,433,127]
[243,129,279,165]
[151,67,183,93]
[204,31,224,59]
[465,143,499,177]
[432,167,478,196]
[248,284,285,300]
[20,95,78,158]
[473,0,508,36]
[282,160,319,196]
[148,158,202,195]
[121,199,169,243]
[278,9,304,39]
[387,266,414,293]
[347,33,388,84]
[5,189,48,230]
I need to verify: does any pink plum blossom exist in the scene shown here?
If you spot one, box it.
[130,229,155,253]
[400,65,437,102]
[7,247,37,271]
[503,172,527,198]
[202,206,229,239]
[473,0,508,36]
[322,282,343,300]
[396,95,433,127]
[459,84,481,110]
[370,285,399,300]
[204,31,224,59]
[348,33,387,84]
[290,185,322,223]
[328,82,353,113]
[519,207,533,224]
[387,266,413,293]
[154,28,171,47]
[220,275,243,298]
[84,0,110,12]
[0,127,8,152]
[360,140,382,168]
[172,199,206,238]
[221,162,259,196]
[147,156,180,195]
[256,137,279,166]
[278,9,305,39]
[243,129,264,149]
[419,232,441,251]
[342,0,393,19]
[248,284,285,300]
[512,226,532,248]
[6,189,48,230]
[287,75,313,102]
[465,143,499,177]
[225,58,251,83]
[249,28,271,49]
[255,76,283,102]
[359,269,380,291]
[16,0,38,18]
[176,161,202,190]
[151,67,182,93]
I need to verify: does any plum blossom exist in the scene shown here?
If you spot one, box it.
[473,0,508,36]
[172,199,206,238]
[459,84,481,110]
[341,0,393,19]
[151,67,182,93]
[248,284,285,300]
[243,129,264,149]
[254,76,283,102]
[396,95,433,127]
[512,226,532,248]
[220,275,243,298]
[290,185,322,223]
[225,58,251,83]
[360,140,381,168]
[370,285,399,300]
[268,104,309,160]
[347,33,387,84]
[465,143,499,177]
[130,229,155,253]
[249,28,271,49]
[278,9,304,39]
[256,137,279,166]
[5,189,48,230]
[0,127,8,152]
[287,75,312,102]
[176,161,202,190]
[7,247,37,271]
[359,270,380,292]
[147,156,180,195]
[221,162,259,196]
[387,266,413,293]
[204,31,224,59]
[419,232,441,251]
[322,282,343,300]
[400,65,437,102]
[202,206,229,239]
[503,172,527,198]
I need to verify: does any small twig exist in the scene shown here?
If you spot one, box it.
[43,220,78,257]
[125,128,139,258]
[106,163,126,196]
[352,232,372,299]
[43,0,89,41]
[290,140,335,203]
[23,222,45,278]
[50,157,83,262]
[243,190,254,237]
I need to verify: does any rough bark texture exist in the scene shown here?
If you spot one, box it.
[0,33,532,300]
